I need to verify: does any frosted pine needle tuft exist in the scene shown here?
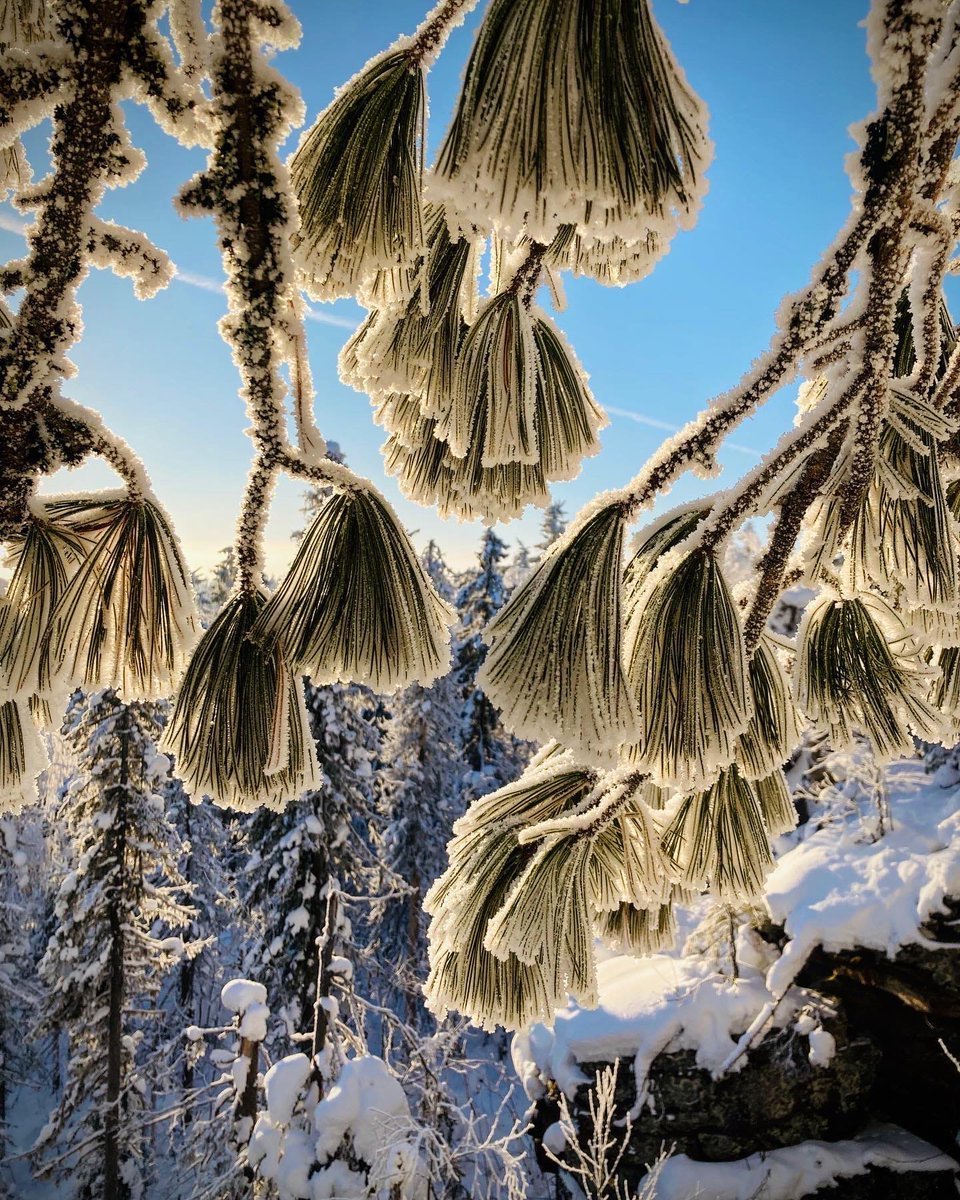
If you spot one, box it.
[425,756,596,918]
[478,502,635,758]
[382,419,458,513]
[251,488,454,692]
[426,891,555,1032]
[0,0,47,44]
[596,900,679,957]
[45,495,198,702]
[425,758,596,1031]
[661,764,775,900]
[483,835,597,1011]
[444,417,551,521]
[438,291,537,466]
[530,310,607,482]
[795,593,939,760]
[432,0,710,251]
[0,509,87,701]
[754,768,797,839]
[622,505,707,601]
[735,634,805,782]
[0,697,48,815]
[544,224,665,288]
[373,392,434,452]
[161,591,320,813]
[577,773,677,910]
[933,647,960,741]
[339,204,477,408]
[625,550,752,791]
[850,390,959,613]
[382,407,548,525]
[291,49,425,303]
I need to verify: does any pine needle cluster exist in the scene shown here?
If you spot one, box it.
[0,496,198,811]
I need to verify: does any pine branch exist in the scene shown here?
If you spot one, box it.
[183,0,403,591]
[742,427,844,652]
[0,1,205,536]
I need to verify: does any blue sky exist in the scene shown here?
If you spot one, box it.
[5,1,885,574]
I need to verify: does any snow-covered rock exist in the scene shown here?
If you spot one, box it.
[518,754,960,1198]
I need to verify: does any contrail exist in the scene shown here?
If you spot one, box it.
[0,211,28,235]
[606,404,760,458]
[173,269,224,295]
[172,269,359,329]
[303,304,359,331]
[0,214,360,331]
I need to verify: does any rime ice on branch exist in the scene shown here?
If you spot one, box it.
[0,0,205,532]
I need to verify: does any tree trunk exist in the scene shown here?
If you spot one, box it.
[405,865,421,1029]
[179,803,195,1123]
[104,719,129,1200]
[311,890,340,1097]
[0,1004,6,1162]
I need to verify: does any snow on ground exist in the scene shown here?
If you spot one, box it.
[513,936,817,1114]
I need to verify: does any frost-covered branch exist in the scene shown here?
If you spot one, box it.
[0,0,205,538]
[161,0,453,813]
[178,0,374,590]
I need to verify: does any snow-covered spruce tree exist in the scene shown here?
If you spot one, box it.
[0,812,44,1165]
[32,690,194,1199]
[506,505,567,590]
[376,543,463,1025]
[161,771,242,1124]
[195,544,238,626]
[243,675,381,1049]
[454,529,532,808]
[535,502,568,562]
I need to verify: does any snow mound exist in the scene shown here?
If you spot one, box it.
[513,937,813,1115]
[650,1124,955,1200]
[221,978,268,1014]
[765,757,960,994]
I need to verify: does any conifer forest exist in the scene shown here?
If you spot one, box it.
[3,0,960,1196]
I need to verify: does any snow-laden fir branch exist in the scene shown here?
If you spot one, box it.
[478,0,960,733]
[169,0,453,808]
[483,0,959,589]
